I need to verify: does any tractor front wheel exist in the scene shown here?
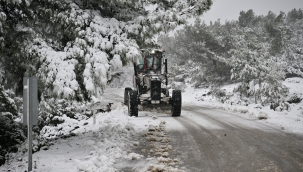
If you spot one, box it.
[171,90,182,117]
[128,90,138,117]
[124,87,132,105]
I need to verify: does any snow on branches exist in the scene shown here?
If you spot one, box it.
[14,0,212,100]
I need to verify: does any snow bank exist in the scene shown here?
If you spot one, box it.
[1,104,144,172]
[183,78,303,135]
[72,107,144,172]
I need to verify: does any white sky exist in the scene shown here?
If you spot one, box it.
[201,0,303,24]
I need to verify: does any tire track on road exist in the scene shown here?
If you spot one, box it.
[176,113,268,172]
[184,106,303,172]
[173,117,225,172]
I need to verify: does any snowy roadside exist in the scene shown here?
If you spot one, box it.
[0,89,185,172]
[182,77,303,135]
[116,111,186,172]
[0,105,144,172]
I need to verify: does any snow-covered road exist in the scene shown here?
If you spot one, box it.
[164,104,303,171]
[1,87,302,172]
[116,102,303,172]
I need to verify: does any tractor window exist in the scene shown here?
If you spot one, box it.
[153,57,160,70]
[137,52,161,74]
[137,58,145,73]
[146,55,153,68]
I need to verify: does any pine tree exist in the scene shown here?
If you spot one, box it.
[161,8,303,104]
[160,17,232,87]
[239,9,255,28]
[286,8,303,22]
[0,0,214,100]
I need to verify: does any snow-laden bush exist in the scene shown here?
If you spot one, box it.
[229,41,289,105]
[27,98,92,151]
[0,86,18,117]
[0,114,26,166]
[0,86,27,165]
[211,88,226,98]
[287,95,302,104]
[210,87,234,104]
[25,4,140,100]
[39,98,90,130]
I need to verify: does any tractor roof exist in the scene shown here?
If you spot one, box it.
[140,49,164,55]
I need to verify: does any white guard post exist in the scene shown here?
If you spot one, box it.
[89,101,111,124]
[23,77,38,172]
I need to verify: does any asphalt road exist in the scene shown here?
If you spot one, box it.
[166,104,303,172]
[105,89,303,172]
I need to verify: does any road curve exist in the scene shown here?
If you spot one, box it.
[166,104,303,172]
[103,89,303,171]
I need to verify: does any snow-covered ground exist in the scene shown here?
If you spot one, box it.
[1,78,302,172]
[182,77,303,135]
[1,90,184,172]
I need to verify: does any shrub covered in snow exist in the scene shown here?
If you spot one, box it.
[0,86,18,117]
[39,98,90,129]
[0,86,26,165]
[0,114,26,166]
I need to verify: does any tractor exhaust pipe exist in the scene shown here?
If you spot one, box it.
[164,58,168,86]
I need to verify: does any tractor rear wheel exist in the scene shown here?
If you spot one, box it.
[171,90,182,117]
[124,87,132,105]
[128,90,138,117]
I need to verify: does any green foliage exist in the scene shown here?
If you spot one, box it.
[0,12,31,95]
[0,86,18,116]
[270,31,283,55]
[0,114,26,166]
[39,98,90,130]
[160,18,232,86]
[161,8,303,105]
[0,0,214,101]
[239,9,255,27]
[265,21,279,38]
[0,86,26,165]
[286,8,303,22]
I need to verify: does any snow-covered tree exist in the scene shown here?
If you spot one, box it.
[159,18,231,87]
[0,86,26,166]
[283,12,303,77]
[0,1,214,164]
[286,8,303,22]
[0,0,213,101]
[161,9,303,104]
[229,41,288,104]
[239,9,255,28]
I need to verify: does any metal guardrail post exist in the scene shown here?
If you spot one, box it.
[23,77,38,172]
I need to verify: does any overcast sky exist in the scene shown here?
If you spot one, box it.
[201,0,303,24]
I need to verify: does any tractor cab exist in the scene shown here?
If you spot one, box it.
[136,50,163,75]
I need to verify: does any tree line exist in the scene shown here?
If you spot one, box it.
[160,8,303,105]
